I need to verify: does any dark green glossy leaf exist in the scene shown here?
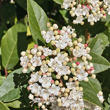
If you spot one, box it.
[80,77,102,108]
[90,52,110,74]
[27,0,48,45]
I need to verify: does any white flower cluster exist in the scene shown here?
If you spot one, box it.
[84,91,104,110]
[62,0,110,25]
[20,23,97,110]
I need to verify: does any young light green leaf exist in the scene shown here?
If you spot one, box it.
[1,23,27,70]
[0,101,10,110]
[53,0,63,5]
[0,68,30,102]
[27,0,48,45]
[80,77,103,108]
[5,100,21,108]
[90,52,110,74]
[59,10,69,23]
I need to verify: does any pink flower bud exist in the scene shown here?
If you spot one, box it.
[41,55,45,59]
[84,44,88,48]
[51,80,54,83]
[43,73,47,75]
[86,5,91,10]
[58,30,60,33]
[101,8,103,11]
[27,86,30,90]
[90,67,94,70]
[35,109,37,110]
[76,62,80,65]
[82,5,85,8]
[87,70,91,74]
[34,44,38,48]
[104,14,106,16]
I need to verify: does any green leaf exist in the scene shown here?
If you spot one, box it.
[1,23,27,70]
[59,10,69,23]
[5,100,21,108]
[53,0,63,4]
[80,77,103,108]
[0,68,30,102]
[0,101,10,110]
[90,52,110,74]
[27,0,48,45]
[89,37,104,55]
[96,33,109,47]
[0,76,6,86]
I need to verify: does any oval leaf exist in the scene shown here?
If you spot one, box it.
[53,0,63,4]
[27,0,48,45]
[1,23,27,70]
[0,101,10,110]
[90,52,110,74]
[89,37,104,55]
[80,77,103,108]
[0,68,30,102]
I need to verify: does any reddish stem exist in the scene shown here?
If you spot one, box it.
[5,69,8,77]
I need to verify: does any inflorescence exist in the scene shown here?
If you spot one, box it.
[62,0,110,25]
[20,23,104,110]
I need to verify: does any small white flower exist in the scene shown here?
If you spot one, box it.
[82,6,89,16]
[48,84,60,95]
[77,69,88,81]
[41,64,48,73]
[57,53,67,62]
[62,0,72,9]
[107,6,110,15]
[57,65,69,76]
[104,0,110,6]
[48,58,62,70]
[73,49,82,57]
[77,62,84,69]
[61,97,70,107]
[20,56,29,67]
[31,48,37,55]
[76,16,83,24]
[30,55,42,67]
[40,89,50,100]
[69,89,83,100]
[43,48,53,56]
[75,7,82,16]
[29,83,41,95]
[55,40,67,49]
[97,91,104,103]
[90,0,99,6]
[29,72,41,83]
[39,75,52,88]
[66,82,76,90]
[88,14,94,22]
[66,26,74,34]
[43,31,55,43]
